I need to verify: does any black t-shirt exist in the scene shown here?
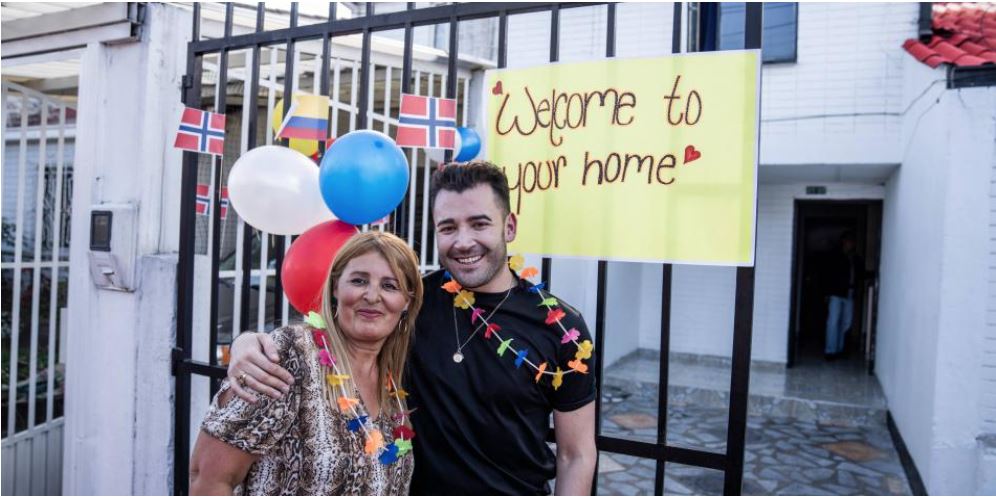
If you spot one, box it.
[407,270,597,495]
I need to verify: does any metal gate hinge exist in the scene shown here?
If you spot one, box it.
[171,347,185,376]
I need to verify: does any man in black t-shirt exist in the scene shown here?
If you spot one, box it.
[227,161,597,495]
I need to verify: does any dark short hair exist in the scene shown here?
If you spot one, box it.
[429,160,512,217]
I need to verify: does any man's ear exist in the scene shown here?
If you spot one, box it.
[505,212,517,243]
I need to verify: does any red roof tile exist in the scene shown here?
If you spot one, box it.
[904,2,996,68]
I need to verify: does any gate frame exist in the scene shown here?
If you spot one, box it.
[171,3,761,495]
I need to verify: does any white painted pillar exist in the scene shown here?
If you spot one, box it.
[62,4,189,495]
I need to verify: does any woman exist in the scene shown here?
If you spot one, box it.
[189,231,423,495]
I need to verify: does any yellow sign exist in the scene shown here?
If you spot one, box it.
[485,51,760,266]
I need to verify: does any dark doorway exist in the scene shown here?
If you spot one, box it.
[788,200,882,371]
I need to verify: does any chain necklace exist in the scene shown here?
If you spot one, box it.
[451,286,513,363]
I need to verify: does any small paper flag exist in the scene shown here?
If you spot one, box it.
[508,254,525,271]
[520,267,539,280]
[538,297,559,307]
[514,349,529,368]
[527,282,546,293]
[545,308,566,325]
[318,349,335,367]
[365,429,385,455]
[561,328,580,344]
[393,425,416,440]
[443,270,452,279]
[575,339,593,360]
[379,442,400,464]
[568,358,589,374]
[552,367,564,390]
[471,308,485,324]
[347,415,369,432]
[305,311,326,329]
[497,338,514,357]
[326,373,350,387]
[485,323,500,339]
[392,388,409,400]
[312,330,327,348]
[395,438,413,456]
[535,362,548,382]
[337,396,359,411]
[442,280,462,294]
[455,290,475,309]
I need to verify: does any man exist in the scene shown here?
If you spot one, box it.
[823,231,865,360]
[227,161,597,495]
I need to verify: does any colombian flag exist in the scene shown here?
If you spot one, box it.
[277,94,329,141]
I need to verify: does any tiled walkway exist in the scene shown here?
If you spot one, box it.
[594,351,911,495]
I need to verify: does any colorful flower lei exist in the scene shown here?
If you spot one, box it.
[304,311,414,465]
[442,255,594,389]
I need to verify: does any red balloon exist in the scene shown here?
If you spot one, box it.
[282,220,358,314]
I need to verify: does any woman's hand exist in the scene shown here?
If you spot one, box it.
[227,332,295,403]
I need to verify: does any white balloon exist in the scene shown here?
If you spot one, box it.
[228,146,335,235]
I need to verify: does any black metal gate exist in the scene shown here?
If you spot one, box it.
[172,3,761,495]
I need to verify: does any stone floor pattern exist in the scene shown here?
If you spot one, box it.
[594,382,912,495]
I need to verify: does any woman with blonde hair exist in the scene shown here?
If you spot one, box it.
[189,231,423,495]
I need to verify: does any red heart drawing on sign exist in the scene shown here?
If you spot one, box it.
[684,145,701,164]
[492,81,503,95]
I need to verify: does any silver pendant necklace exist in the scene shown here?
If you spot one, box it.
[452,286,513,363]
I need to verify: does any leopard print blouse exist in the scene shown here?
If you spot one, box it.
[201,324,414,495]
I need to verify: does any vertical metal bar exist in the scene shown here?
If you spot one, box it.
[258,46,277,331]
[28,98,48,431]
[273,3,299,326]
[46,104,67,424]
[724,5,761,495]
[724,267,755,496]
[590,5,614,494]
[672,2,683,54]
[394,2,415,238]
[654,264,673,495]
[498,11,508,69]
[541,4,559,285]
[590,262,608,496]
[174,18,203,493]
[208,1,234,396]
[443,15,458,165]
[8,91,27,438]
[317,9,331,160]
[239,3,265,336]
[357,24,372,129]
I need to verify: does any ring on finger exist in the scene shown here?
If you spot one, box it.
[238,371,248,387]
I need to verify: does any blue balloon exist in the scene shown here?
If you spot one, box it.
[454,127,481,162]
[319,130,410,225]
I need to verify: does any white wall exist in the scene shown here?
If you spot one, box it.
[62,4,188,494]
[759,3,917,166]
[876,58,996,495]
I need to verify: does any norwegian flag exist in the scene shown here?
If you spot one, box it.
[395,94,457,149]
[196,184,230,220]
[175,107,226,155]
